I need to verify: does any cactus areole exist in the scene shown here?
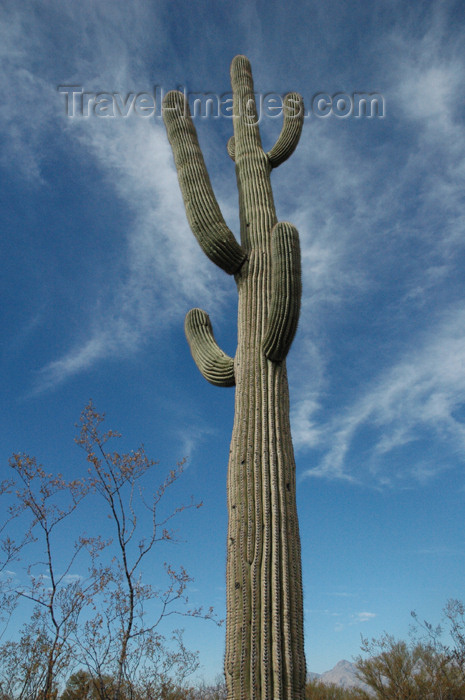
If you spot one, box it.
[163,55,306,699]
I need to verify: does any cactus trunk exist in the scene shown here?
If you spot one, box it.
[163,55,306,699]
[226,291,306,698]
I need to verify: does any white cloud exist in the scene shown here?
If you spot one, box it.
[390,7,465,139]
[387,11,465,255]
[300,305,465,485]
[292,398,323,451]
[286,126,377,309]
[62,573,83,584]
[34,335,109,394]
[31,115,234,392]
[175,422,217,462]
[287,10,465,489]
[0,569,16,580]
[1,1,238,393]
[355,612,376,624]
[334,611,376,633]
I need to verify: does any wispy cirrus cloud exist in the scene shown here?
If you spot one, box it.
[355,612,376,624]
[288,11,465,489]
[297,305,465,485]
[2,1,237,394]
[335,611,376,633]
[32,116,234,393]
[309,608,376,634]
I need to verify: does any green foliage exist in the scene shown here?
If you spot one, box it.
[355,630,465,699]
[305,678,361,699]
[60,671,228,700]
[60,669,111,699]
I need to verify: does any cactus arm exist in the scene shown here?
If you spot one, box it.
[163,91,246,275]
[226,135,235,162]
[266,93,304,168]
[262,222,302,362]
[185,308,236,387]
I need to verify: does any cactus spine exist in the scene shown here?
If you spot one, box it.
[163,55,306,699]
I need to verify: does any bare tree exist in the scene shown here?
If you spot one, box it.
[74,402,216,699]
[411,598,465,683]
[0,477,31,644]
[1,455,94,699]
[0,403,214,698]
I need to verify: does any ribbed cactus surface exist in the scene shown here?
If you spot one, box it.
[163,55,306,700]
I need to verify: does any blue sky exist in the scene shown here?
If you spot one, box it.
[2,0,465,682]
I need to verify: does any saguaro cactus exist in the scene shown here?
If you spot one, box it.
[163,55,306,699]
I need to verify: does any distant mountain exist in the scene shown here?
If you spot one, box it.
[307,670,321,682]
[310,659,370,691]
